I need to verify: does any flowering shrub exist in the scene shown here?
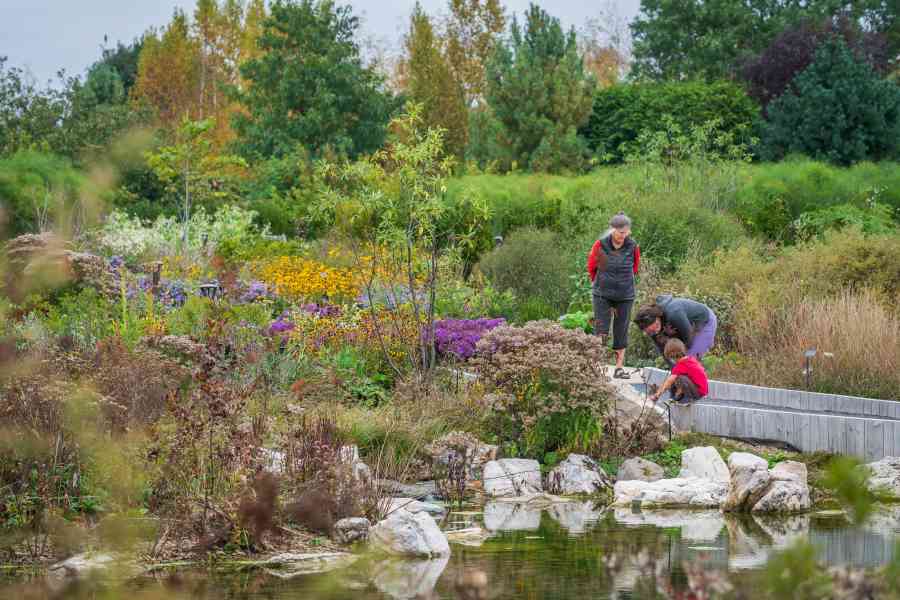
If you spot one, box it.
[471,321,611,456]
[434,318,506,361]
[288,306,419,368]
[96,205,261,264]
[255,256,358,301]
[239,281,273,304]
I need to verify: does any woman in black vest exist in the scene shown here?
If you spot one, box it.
[587,212,640,379]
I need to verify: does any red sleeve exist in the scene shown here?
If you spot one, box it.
[587,240,602,282]
[633,244,640,275]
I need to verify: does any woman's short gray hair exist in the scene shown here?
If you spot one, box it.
[609,212,631,229]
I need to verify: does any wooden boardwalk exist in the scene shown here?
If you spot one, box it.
[642,368,900,461]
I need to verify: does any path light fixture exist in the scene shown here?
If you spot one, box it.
[803,348,817,390]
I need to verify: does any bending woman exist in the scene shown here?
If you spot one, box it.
[633,294,717,367]
[587,212,640,379]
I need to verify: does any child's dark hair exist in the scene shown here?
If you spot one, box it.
[664,338,687,361]
[634,304,663,330]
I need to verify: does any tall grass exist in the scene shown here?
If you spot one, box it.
[715,290,900,400]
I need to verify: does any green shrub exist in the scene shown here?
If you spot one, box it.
[794,202,896,241]
[0,151,87,236]
[584,81,758,163]
[477,227,572,316]
[759,38,900,166]
[733,159,900,243]
[45,287,116,352]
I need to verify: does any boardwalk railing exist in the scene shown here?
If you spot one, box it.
[643,368,900,461]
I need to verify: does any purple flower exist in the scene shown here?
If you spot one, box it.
[432,318,506,361]
[239,281,271,304]
[268,317,295,335]
[108,256,124,271]
[300,303,341,318]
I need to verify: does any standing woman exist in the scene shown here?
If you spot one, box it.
[587,212,640,379]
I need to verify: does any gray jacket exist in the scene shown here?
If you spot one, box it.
[653,294,712,361]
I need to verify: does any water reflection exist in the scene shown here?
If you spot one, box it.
[372,556,450,600]
[6,502,900,599]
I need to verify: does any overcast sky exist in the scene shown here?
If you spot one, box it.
[2,0,641,84]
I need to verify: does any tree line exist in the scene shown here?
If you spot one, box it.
[1,0,899,180]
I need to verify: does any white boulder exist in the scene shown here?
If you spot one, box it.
[370,510,450,557]
[332,517,370,545]
[752,461,810,513]
[723,452,771,512]
[679,447,730,483]
[613,477,728,508]
[862,456,900,497]
[482,459,542,497]
[547,454,609,495]
[617,457,665,482]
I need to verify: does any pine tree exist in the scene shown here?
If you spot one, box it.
[230,0,395,160]
[761,37,900,165]
[485,4,595,172]
[404,3,468,160]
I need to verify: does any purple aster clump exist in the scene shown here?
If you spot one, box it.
[239,280,271,304]
[108,256,124,271]
[268,311,296,336]
[300,302,342,318]
[433,318,506,361]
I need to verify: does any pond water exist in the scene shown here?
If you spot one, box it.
[6,502,900,599]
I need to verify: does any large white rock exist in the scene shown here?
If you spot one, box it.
[614,509,725,542]
[613,477,728,508]
[617,457,665,482]
[723,452,771,512]
[372,556,450,600]
[483,459,542,497]
[752,461,810,513]
[332,517,370,545]
[862,456,900,497]
[483,501,542,531]
[370,510,450,557]
[548,501,604,534]
[547,454,608,495]
[426,431,498,482]
[679,447,730,483]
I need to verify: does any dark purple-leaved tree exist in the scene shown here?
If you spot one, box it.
[741,16,891,112]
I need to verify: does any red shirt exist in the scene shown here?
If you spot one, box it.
[587,239,640,282]
[672,356,709,397]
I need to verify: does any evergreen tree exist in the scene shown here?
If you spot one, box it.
[761,37,900,165]
[404,3,468,160]
[485,4,595,172]
[230,0,395,160]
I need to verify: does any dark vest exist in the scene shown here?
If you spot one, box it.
[592,235,637,301]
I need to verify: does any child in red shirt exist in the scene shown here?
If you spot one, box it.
[649,339,709,404]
